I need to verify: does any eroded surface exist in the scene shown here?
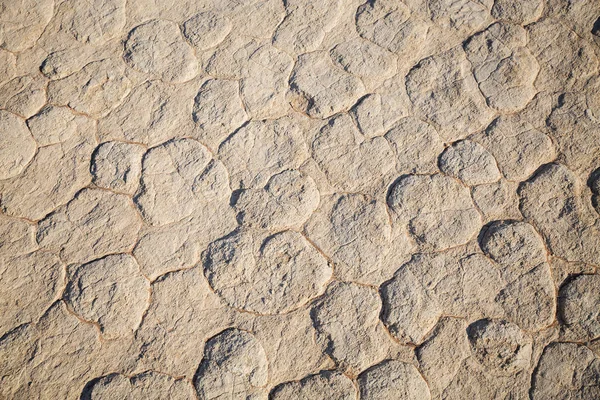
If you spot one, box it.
[1,0,599,398]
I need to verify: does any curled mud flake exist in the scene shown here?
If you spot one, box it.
[65,254,149,339]
[480,220,547,279]
[384,117,444,175]
[464,22,539,113]
[590,168,600,196]
[239,44,294,120]
[586,76,600,123]
[235,169,320,230]
[356,0,427,58]
[406,47,493,142]
[0,75,47,118]
[388,174,482,251]
[380,259,443,345]
[350,88,411,139]
[491,0,543,25]
[0,0,54,52]
[0,1,598,397]
[1,302,104,399]
[183,11,232,52]
[591,168,600,215]
[456,254,506,317]
[136,268,237,377]
[99,80,198,146]
[124,20,198,83]
[0,251,64,337]
[272,0,343,54]
[83,371,196,400]
[91,141,145,195]
[37,188,142,264]
[0,106,96,220]
[133,169,236,280]
[547,0,600,39]
[40,47,98,80]
[305,193,413,286]
[133,211,236,281]
[0,324,39,398]
[0,50,16,85]
[330,38,397,88]
[519,163,600,265]
[417,317,470,397]
[134,138,231,226]
[0,216,36,258]
[547,84,600,177]
[350,93,386,138]
[57,0,126,45]
[471,180,521,221]
[270,371,357,400]
[441,353,532,399]
[202,34,260,80]
[439,140,501,186]
[558,274,600,341]
[381,252,504,344]
[311,282,393,375]
[549,257,596,292]
[218,117,309,189]
[133,225,199,281]
[288,51,365,119]
[527,18,598,92]
[47,58,132,119]
[474,115,555,182]
[466,319,532,376]
[194,328,268,400]
[495,263,556,331]
[250,309,334,386]
[427,0,493,39]
[531,342,600,399]
[311,114,395,193]
[192,78,249,150]
[357,359,431,400]
[203,229,332,315]
[0,111,36,180]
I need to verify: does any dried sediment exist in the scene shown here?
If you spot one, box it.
[1,0,600,398]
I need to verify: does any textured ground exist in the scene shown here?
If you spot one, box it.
[1,0,600,398]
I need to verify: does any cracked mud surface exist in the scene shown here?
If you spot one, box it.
[1,0,600,399]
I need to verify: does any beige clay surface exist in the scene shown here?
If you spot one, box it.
[1,0,600,398]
